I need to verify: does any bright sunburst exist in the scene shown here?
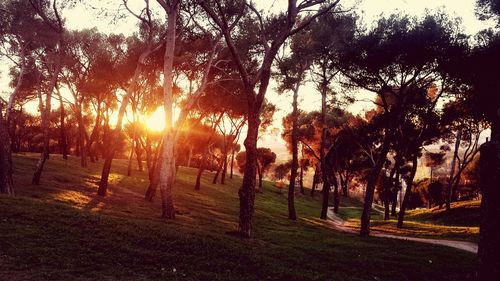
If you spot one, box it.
[145,106,181,132]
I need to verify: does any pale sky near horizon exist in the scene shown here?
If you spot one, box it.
[0,0,495,163]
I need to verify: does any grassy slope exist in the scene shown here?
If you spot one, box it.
[336,196,479,242]
[0,153,476,281]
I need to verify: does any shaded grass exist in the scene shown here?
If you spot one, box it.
[0,153,477,280]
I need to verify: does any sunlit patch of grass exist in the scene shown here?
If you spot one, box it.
[344,219,479,242]
[405,201,481,227]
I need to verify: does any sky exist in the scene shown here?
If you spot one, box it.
[0,0,496,163]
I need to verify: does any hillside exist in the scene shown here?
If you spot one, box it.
[0,153,476,280]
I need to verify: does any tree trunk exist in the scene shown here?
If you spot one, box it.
[212,158,224,184]
[221,151,228,184]
[97,41,153,196]
[311,165,319,197]
[0,105,14,195]
[320,83,329,220]
[195,155,206,191]
[0,50,26,194]
[477,123,500,280]
[288,86,299,220]
[257,162,263,191]
[32,54,60,185]
[127,137,135,176]
[446,129,462,211]
[145,143,162,201]
[76,104,87,168]
[230,147,235,179]
[238,109,259,238]
[332,172,340,214]
[187,145,193,168]
[158,5,178,219]
[56,89,68,159]
[360,134,392,237]
[397,155,418,228]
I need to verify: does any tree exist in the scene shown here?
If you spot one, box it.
[473,1,500,278]
[276,29,313,219]
[199,0,342,238]
[340,13,467,236]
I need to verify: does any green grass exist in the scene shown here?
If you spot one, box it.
[0,153,477,280]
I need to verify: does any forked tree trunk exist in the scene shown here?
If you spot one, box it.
[397,155,418,228]
[360,135,392,236]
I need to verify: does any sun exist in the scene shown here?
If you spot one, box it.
[145,106,181,132]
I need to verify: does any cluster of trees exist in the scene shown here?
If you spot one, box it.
[1,0,499,278]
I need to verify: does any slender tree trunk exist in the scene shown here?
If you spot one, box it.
[360,134,392,237]
[230,147,235,179]
[288,86,299,220]
[145,142,163,201]
[332,172,340,213]
[76,105,88,168]
[87,102,101,163]
[311,165,319,197]
[195,155,206,191]
[212,158,224,184]
[478,123,500,280]
[0,50,26,194]
[32,52,60,185]
[97,43,153,196]
[0,105,14,195]
[56,89,68,159]
[127,138,135,176]
[158,5,179,219]
[221,142,228,184]
[135,139,143,172]
[238,109,259,238]
[397,155,418,228]
[257,162,263,191]
[446,129,461,210]
[320,85,329,220]
[187,145,193,168]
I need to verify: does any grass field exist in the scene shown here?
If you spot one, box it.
[336,195,480,242]
[0,153,477,280]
